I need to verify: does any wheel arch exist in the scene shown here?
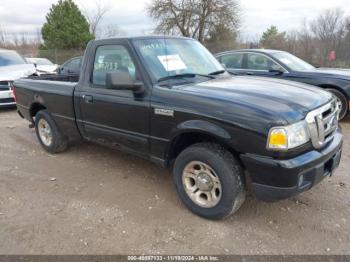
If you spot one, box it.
[318,84,349,100]
[166,120,238,164]
[30,102,47,119]
[319,84,349,119]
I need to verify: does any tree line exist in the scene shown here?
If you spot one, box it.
[258,9,350,67]
[0,0,349,67]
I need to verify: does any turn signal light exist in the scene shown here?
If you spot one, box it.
[268,129,287,150]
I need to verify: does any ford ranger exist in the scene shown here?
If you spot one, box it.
[14,36,343,219]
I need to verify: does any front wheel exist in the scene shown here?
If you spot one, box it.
[326,88,348,120]
[173,143,245,220]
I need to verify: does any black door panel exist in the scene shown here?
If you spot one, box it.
[78,43,150,156]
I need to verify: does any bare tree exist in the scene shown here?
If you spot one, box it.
[297,19,314,63]
[342,17,350,61]
[0,25,8,48]
[85,0,110,38]
[103,25,127,38]
[12,34,20,47]
[35,28,42,45]
[20,32,29,47]
[0,25,42,57]
[285,30,298,54]
[311,8,346,65]
[148,0,240,43]
[238,33,260,49]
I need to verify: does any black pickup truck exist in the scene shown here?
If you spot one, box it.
[14,36,343,219]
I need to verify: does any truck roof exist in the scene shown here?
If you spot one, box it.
[92,35,193,44]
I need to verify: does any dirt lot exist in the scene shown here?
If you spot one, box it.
[0,109,349,255]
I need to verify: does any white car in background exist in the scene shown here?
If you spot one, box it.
[0,49,36,108]
[26,57,59,75]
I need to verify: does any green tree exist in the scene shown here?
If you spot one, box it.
[41,0,93,49]
[260,25,287,50]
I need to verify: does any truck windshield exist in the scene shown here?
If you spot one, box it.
[272,52,315,71]
[0,51,27,67]
[132,38,224,82]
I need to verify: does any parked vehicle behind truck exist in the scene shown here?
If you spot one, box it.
[0,49,36,108]
[26,58,58,75]
[14,36,343,219]
[57,56,82,77]
[216,49,350,120]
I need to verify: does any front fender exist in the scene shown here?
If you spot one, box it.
[174,120,231,140]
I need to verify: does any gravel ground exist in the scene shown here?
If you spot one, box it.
[0,109,349,255]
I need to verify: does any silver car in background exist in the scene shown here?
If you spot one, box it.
[0,49,36,107]
[26,57,59,75]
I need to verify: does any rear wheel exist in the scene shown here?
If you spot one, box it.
[173,143,245,220]
[35,110,68,153]
[326,88,348,120]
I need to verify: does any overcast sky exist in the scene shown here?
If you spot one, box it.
[0,0,349,40]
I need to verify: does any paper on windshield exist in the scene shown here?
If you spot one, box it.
[158,55,187,71]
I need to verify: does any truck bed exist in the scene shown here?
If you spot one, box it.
[14,77,81,141]
[27,74,79,83]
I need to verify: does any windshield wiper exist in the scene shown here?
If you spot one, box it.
[157,73,215,83]
[209,70,226,75]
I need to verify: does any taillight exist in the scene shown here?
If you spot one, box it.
[10,83,17,102]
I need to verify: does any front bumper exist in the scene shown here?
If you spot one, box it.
[240,130,343,202]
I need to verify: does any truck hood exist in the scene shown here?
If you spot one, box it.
[0,64,36,81]
[178,76,333,124]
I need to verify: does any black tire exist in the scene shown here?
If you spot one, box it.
[35,110,68,153]
[326,88,348,120]
[173,142,245,220]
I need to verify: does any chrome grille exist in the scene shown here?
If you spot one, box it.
[305,99,339,149]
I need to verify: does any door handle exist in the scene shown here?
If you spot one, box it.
[245,72,253,75]
[82,95,93,104]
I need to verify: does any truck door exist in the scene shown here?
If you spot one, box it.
[77,43,150,156]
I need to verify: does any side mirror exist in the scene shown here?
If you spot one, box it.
[106,71,144,93]
[269,69,284,75]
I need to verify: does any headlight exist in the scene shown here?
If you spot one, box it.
[267,121,310,150]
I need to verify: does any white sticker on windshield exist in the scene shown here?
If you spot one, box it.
[157,55,187,71]
[280,58,292,65]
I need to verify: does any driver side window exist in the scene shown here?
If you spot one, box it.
[92,45,137,87]
[246,53,284,71]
